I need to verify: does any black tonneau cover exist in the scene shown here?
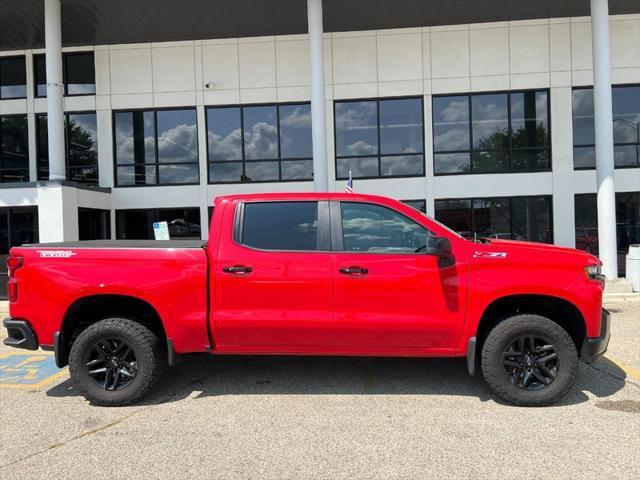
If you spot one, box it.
[21,240,206,249]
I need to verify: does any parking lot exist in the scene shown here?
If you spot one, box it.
[1,297,638,479]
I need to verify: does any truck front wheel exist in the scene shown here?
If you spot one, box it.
[68,318,166,406]
[481,314,578,406]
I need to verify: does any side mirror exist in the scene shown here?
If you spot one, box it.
[425,237,455,267]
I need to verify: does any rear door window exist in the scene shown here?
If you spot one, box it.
[241,201,326,251]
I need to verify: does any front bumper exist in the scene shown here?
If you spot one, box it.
[3,318,39,350]
[580,309,611,363]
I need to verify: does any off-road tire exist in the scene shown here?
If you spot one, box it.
[481,314,578,407]
[68,318,166,406]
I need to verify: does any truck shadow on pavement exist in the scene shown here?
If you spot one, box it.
[46,354,628,407]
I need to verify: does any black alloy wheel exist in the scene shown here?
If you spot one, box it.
[502,335,558,390]
[85,338,138,391]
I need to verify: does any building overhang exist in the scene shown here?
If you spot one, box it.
[0,0,639,51]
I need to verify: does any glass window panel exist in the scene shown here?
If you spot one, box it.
[434,152,470,174]
[511,149,550,172]
[158,209,201,239]
[335,101,378,157]
[1,116,29,182]
[158,164,199,184]
[242,202,319,251]
[471,94,509,150]
[379,98,423,155]
[207,107,242,161]
[114,111,156,165]
[209,162,243,183]
[279,104,312,159]
[116,210,154,239]
[65,53,95,95]
[34,55,47,97]
[472,198,511,240]
[281,159,313,180]
[336,156,378,179]
[572,89,595,146]
[614,144,639,168]
[157,109,198,164]
[511,196,552,243]
[616,192,640,256]
[510,91,549,148]
[573,146,595,169]
[243,105,278,160]
[243,161,279,182]
[574,194,598,254]
[612,85,640,144]
[435,199,473,239]
[433,96,470,152]
[402,200,426,213]
[78,208,111,241]
[10,209,39,248]
[36,114,49,180]
[380,155,423,176]
[0,57,27,99]
[68,165,98,184]
[472,150,509,173]
[117,165,157,186]
[341,202,430,254]
[67,113,98,169]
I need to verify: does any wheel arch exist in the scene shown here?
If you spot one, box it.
[57,294,168,367]
[475,294,587,357]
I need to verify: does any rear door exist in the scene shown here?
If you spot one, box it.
[214,200,333,348]
[331,201,466,350]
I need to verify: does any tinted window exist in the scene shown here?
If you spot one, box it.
[335,97,424,179]
[402,199,426,213]
[242,202,319,251]
[0,57,26,99]
[67,113,98,184]
[65,53,95,95]
[433,90,550,174]
[1,115,29,183]
[34,55,47,97]
[341,202,430,254]
[116,208,201,240]
[36,112,98,185]
[435,195,553,243]
[207,103,313,183]
[0,207,39,300]
[114,108,199,186]
[572,85,640,169]
[79,208,111,240]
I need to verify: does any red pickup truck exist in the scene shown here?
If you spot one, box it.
[4,193,609,407]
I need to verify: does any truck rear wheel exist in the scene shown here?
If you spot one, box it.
[481,314,578,406]
[68,318,166,406]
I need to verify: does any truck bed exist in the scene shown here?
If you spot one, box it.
[21,240,206,249]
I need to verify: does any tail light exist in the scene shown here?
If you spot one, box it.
[7,255,24,302]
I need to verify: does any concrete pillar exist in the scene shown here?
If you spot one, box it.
[44,0,66,181]
[36,184,79,242]
[307,0,329,191]
[590,0,618,279]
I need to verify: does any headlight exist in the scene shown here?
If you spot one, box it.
[585,264,605,282]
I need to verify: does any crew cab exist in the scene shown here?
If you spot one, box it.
[3,193,610,406]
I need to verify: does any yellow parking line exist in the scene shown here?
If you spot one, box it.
[0,369,68,390]
[607,356,640,381]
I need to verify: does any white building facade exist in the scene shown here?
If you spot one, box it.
[0,0,639,297]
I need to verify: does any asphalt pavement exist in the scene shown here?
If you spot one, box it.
[1,297,638,479]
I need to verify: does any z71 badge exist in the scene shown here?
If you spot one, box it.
[473,251,507,259]
[37,250,77,258]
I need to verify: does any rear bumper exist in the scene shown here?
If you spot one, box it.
[580,309,611,363]
[3,318,39,351]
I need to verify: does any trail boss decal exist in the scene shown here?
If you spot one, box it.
[37,250,77,258]
[473,251,507,259]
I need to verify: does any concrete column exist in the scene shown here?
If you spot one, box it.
[44,0,66,181]
[590,0,618,278]
[307,0,328,191]
[36,184,79,242]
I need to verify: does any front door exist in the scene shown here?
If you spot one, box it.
[214,200,334,348]
[331,201,466,350]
